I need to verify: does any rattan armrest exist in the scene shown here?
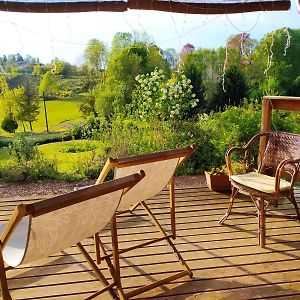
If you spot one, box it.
[226,133,268,176]
[274,157,300,192]
[226,147,247,176]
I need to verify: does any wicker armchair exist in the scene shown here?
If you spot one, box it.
[219,131,300,247]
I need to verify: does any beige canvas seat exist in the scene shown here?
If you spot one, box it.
[219,131,300,247]
[94,145,196,299]
[0,173,144,300]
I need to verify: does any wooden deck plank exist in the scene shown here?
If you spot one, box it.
[1,186,299,299]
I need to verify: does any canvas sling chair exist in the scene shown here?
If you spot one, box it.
[219,131,300,247]
[0,172,144,300]
[94,145,196,299]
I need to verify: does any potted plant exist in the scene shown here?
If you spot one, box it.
[205,165,231,192]
[205,162,250,192]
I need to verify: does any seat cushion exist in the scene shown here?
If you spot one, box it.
[230,172,291,194]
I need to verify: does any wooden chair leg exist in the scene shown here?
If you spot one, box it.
[94,233,102,264]
[141,201,193,278]
[219,187,238,225]
[169,177,176,239]
[258,197,266,248]
[287,192,300,222]
[0,244,12,300]
[77,242,118,300]
[111,214,126,300]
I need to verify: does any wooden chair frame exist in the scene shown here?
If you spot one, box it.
[94,145,196,299]
[219,131,300,247]
[0,173,144,300]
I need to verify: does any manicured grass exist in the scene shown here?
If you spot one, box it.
[0,98,83,136]
[0,147,10,165]
[38,140,107,172]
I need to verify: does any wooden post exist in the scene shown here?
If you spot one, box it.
[42,92,49,133]
[259,96,300,162]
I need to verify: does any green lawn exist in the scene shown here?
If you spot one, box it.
[38,140,107,172]
[0,139,107,173]
[0,98,83,136]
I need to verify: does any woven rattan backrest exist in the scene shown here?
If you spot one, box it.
[260,131,300,175]
[115,158,179,211]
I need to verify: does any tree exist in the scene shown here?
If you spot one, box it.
[79,90,98,117]
[180,52,205,114]
[84,39,107,71]
[39,71,56,99]
[15,82,40,131]
[1,112,18,133]
[104,42,170,104]
[16,53,24,62]
[111,32,133,54]
[210,66,248,110]
[163,48,178,69]
[0,74,8,93]
[32,64,46,76]
[179,43,195,61]
[247,28,300,97]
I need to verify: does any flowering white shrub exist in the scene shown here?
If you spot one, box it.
[133,69,199,121]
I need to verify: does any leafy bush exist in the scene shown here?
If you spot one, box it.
[1,112,18,133]
[0,136,59,181]
[69,116,109,140]
[71,150,107,180]
[132,69,199,121]
[8,136,38,162]
[61,141,97,153]
[198,101,261,166]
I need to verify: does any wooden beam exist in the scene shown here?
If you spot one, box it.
[263,96,300,111]
[0,0,291,14]
[260,96,300,157]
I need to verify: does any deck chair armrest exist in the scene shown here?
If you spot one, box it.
[274,157,300,192]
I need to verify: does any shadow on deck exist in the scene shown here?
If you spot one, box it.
[2,186,300,299]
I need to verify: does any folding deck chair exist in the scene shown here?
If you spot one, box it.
[0,173,144,300]
[94,145,196,299]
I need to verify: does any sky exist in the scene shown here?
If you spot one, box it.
[0,1,299,65]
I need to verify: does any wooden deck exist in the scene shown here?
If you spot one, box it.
[2,186,300,299]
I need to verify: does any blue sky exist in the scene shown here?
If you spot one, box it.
[0,1,299,64]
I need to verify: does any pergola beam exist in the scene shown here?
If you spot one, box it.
[0,0,291,14]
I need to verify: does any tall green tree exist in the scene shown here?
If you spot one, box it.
[209,65,248,110]
[84,39,107,71]
[15,82,40,131]
[39,71,56,99]
[248,28,300,97]
[179,52,204,114]
[104,42,170,105]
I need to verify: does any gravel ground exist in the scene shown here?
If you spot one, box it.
[0,175,206,198]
